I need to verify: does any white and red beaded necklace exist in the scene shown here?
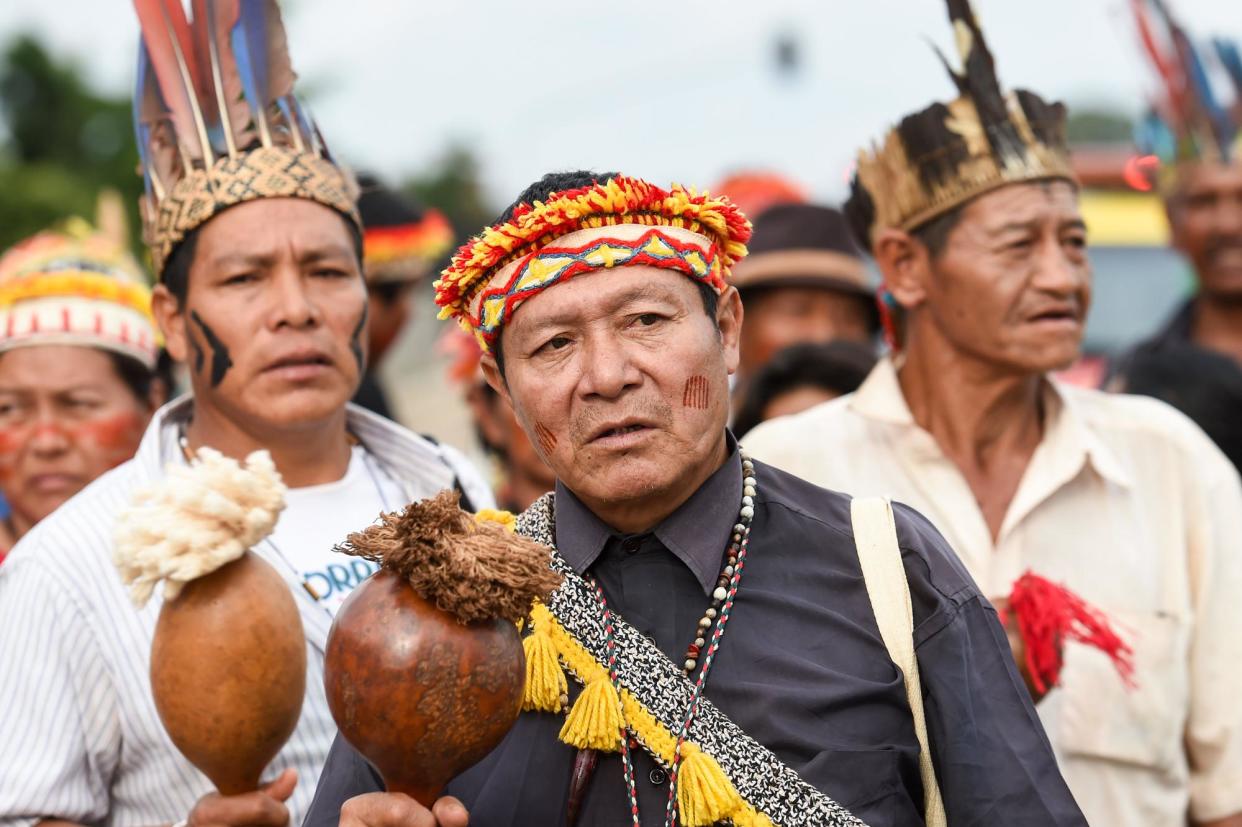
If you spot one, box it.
[585,449,757,827]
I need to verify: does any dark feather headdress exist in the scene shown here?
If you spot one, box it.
[1130,0,1241,173]
[849,0,1074,244]
[132,0,360,276]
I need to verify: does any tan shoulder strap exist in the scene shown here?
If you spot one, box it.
[850,496,948,827]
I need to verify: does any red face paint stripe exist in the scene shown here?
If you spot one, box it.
[682,375,709,409]
[534,423,557,456]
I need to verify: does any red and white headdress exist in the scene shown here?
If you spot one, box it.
[0,220,159,369]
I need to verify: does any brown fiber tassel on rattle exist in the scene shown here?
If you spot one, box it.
[324,490,561,805]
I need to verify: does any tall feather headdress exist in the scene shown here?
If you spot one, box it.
[1130,0,1242,173]
[132,0,360,276]
[848,0,1074,245]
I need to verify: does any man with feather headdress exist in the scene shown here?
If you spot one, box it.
[745,1,1242,825]
[1111,1,1242,437]
[0,2,492,826]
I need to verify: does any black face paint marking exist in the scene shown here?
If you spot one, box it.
[189,332,205,375]
[190,310,234,388]
[350,301,368,374]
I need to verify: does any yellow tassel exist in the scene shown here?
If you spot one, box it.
[536,607,778,825]
[731,804,776,827]
[558,677,624,751]
[521,629,567,712]
[676,742,740,827]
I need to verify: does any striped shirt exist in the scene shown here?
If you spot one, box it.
[0,396,493,827]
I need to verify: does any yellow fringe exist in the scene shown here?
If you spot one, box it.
[558,677,624,751]
[521,625,567,712]
[676,742,736,827]
[473,508,516,532]
[0,272,153,319]
[529,602,772,824]
[732,805,777,827]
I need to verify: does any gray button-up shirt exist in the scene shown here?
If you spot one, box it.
[305,436,1086,826]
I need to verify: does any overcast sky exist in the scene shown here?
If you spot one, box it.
[1,0,1238,206]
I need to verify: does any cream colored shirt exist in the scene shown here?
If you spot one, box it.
[744,358,1242,827]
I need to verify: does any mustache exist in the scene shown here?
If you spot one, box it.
[569,396,673,445]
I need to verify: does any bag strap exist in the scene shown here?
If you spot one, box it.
[850,496,948,827]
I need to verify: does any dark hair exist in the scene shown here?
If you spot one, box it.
[910,206,964,257]
[160,209,365,304]
[368,280,410,305]
[1121,343,1242,474]
[105,349,174,404]
[495,169,620,225]
[733,340,876,438]
[844,175,964,258]
[161,229,199,306]
[490,169,720,381]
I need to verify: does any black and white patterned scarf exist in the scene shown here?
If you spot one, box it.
[516,493,867,827]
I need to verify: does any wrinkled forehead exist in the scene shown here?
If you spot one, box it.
[501,265,697,342]
[194,198,359,271]
[956,179,1084,234]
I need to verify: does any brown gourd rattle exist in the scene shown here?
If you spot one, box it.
[323,491,561,805]
[114,448,306,795]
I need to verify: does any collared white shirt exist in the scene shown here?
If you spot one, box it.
[744,358,1242,827]
[0,396,493,827]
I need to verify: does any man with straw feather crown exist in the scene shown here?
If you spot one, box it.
[305,103,1086,827]
[745,1,1242,825]
[1111,1,1242,447]
[0,2,492,826]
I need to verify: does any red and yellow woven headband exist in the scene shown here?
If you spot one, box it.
[434,175,751,352]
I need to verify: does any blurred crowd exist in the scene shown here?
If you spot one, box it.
[0,0,1240,825]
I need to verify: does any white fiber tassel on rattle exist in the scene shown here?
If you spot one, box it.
[114,448,287,607]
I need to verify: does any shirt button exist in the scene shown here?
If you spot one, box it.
[648,768,668,785]
[621,537,641,554]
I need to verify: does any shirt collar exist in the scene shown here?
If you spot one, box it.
[554,432,742,595]
[135,394,460,495]
[849,356,915,426]
[850,357,1133,490]
[1042,379,1134,490]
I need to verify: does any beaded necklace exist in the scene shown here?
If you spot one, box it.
[585,450,757,827]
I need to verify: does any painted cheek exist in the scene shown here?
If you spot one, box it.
[682,375,710,410]
[74,411,147,469]
[533,422,558,456]
[0,426,25,482]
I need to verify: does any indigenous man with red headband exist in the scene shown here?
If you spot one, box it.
[745,2,1242,825]
[304,170,1087,826]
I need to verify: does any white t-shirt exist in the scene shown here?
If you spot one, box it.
[263,445,406,616]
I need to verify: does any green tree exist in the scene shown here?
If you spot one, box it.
[1065,108,1135,144]
[402,144,495,249]
[0,35,143,252]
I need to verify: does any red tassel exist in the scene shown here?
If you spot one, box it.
[1001,572,1136,695]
